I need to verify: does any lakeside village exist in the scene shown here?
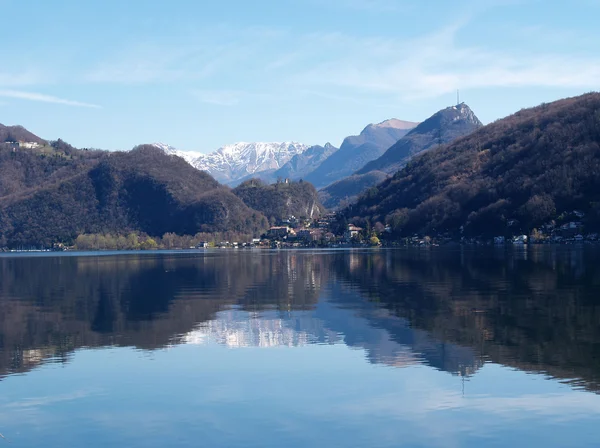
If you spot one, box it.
[4,210,599,253]
[234,209,599,249]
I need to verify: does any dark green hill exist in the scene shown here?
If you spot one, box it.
[233,179,325,224]
[0,123,46,144]
[346,92,600,237]
[0,145,267,246]
[0,140,104,198]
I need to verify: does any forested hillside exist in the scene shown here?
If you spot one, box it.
[233,179,325,224]
[318,171,388,209]
[347,93,600,237]
[0,123,46,144]
[0,144,268,247]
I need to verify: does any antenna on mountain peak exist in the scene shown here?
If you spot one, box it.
[457,89,460,106]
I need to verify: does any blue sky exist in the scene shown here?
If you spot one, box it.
[0,0,598,152]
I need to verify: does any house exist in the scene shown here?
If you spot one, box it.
[558,222,584,238]
[321,213,337,223]
[296,229,322,242]
[267,226,290,238]
[513,235,528,244]
[196,241,209,248]
[278,215,298,227]
[494,236,505,245]
[18,141,40,149]
[344,224,363,241]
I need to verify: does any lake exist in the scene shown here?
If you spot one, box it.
[1,247,600,447]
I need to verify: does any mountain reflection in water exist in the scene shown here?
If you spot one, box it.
[1,247,599,393]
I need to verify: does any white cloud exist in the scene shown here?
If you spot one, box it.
[0,70,45,87]
[84,40,216,84]
[307,0,414,12]
[70,13,600,105]
[83,29,277,85]
[0,90,100,108]
[192,89,277,107]
[288,24,600,100]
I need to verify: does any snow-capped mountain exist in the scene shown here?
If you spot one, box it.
[154,142,309,185]
[151,142,205,165]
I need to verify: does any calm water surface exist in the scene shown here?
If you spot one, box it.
[1,248,600,447]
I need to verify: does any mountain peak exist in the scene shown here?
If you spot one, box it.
[155,141,309,184]
[151,143,205,164]
[408,103,482,136]
[370,118,420,131]
[360,118,418,136]
[354,104,482,177]
[436,103,481,124]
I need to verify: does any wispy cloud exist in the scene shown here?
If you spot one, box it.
[83,30,272,85]
[0,70,45,87]
[288,23,600,100]
[192,89,277,107]
[71,12,600,105]
[0,89,100,108]
[308,0,414,12]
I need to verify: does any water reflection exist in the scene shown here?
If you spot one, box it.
[1,247,600,393]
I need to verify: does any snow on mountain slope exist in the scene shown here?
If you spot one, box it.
[154,142,309,184]
[152,143,205,165]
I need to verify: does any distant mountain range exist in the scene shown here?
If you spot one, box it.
[303,119,418,189]
[320,104,482,208]
[153,118,418,188]
[155,142,309,185]
[235,142,339,186]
